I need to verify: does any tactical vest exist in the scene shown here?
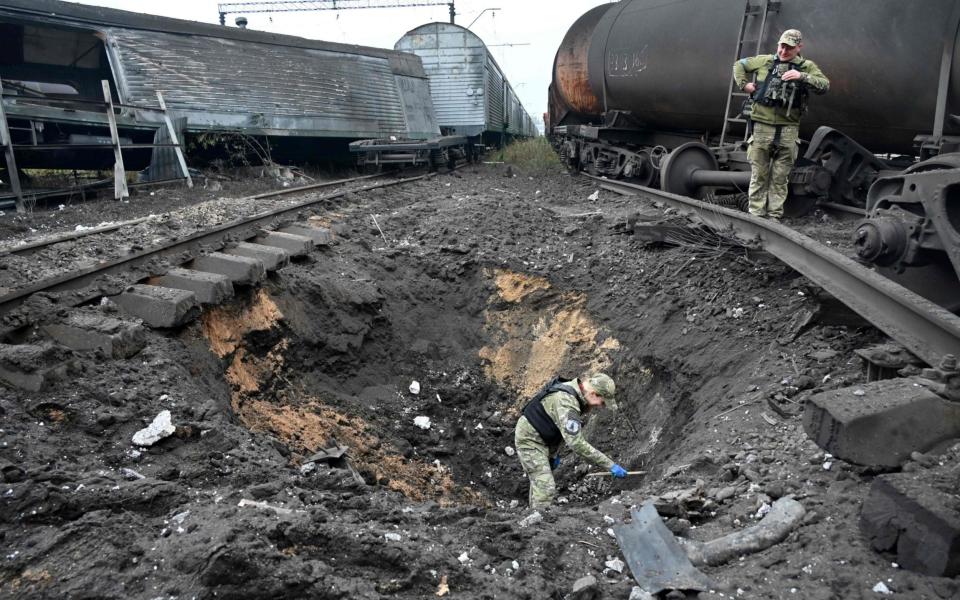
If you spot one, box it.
[754,56,809,115]
[521,376,583,446]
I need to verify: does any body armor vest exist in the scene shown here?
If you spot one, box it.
[754,56,809,116]
[521,377,583,446]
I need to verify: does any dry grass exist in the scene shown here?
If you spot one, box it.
[501,137,562,173]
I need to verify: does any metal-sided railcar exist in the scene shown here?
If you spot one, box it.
[0,0,440,172]
[395,22,537,146]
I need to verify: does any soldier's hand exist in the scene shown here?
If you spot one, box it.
[744,82,757,94]
[610,464,627,478]
[550,456,561,470]
[781,70,803,82]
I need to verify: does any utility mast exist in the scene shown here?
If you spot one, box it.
[218,1,457,26]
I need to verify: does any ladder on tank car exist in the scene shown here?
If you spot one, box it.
[718,0,781,148]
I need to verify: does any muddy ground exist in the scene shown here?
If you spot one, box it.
[0,163,958,599]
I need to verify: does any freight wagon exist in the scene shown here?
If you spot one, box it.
[0,0,441,177]
[549,0,960,309]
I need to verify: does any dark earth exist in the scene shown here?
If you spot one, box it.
[0,160,958,599]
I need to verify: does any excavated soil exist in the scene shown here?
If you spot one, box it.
[1,163,958,600]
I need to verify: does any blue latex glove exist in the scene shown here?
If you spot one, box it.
[610,464,627,478]
[550,456,561,470]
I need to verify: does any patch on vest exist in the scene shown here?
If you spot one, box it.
[564,416,582,435]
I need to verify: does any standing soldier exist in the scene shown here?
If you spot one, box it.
[514,373,627,509]
[733,29,829,222]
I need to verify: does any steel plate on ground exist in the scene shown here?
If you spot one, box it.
[614,501,714,594]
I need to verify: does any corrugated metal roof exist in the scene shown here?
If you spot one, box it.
[0,0,417,70]
[0,0,442,139]
[106,27,411,137]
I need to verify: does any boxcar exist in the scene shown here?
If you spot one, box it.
[395,22,537,146]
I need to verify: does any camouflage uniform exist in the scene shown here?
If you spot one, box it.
[514,378,615,508]
[733,32,829,219]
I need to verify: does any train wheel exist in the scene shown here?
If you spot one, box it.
[659,142,718,198]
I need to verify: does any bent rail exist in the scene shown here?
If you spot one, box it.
[587,174,960,367]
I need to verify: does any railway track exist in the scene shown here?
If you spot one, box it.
[0,173,385,258]
[586,174,960,368]
[0,172,433,332]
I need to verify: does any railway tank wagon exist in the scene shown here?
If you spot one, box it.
[0,0,441,173]
[395,22,537,147]
[550,0,960,310]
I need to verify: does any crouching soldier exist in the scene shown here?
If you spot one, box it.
[514,373,627,508]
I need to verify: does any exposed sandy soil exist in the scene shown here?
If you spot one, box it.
[0,163,958,599]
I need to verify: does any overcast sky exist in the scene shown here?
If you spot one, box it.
[69,0,612,131]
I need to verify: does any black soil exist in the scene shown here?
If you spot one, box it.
[1,164,958,599]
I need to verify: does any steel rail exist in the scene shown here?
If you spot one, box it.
[0,173,384,257]
[588,174,960,367]
[0,172,428,321]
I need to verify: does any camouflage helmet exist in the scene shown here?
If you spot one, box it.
[587,373,617,411]
[778,29,803,47]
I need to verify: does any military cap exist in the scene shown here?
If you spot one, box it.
[778,29,802,47]
[588,373,617,411]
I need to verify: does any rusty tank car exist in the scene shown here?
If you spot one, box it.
[549,0,960,310]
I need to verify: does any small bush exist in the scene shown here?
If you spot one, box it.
[501,137,561,173]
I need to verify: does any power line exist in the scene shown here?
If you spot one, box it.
[218,1,456,25]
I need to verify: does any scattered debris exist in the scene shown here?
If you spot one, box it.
[681,497,805,566]
[120,468,146,480]
[568,575,599,600]
[651,486,712,519]
[237,499,300,515]
[872,582,892,594]
[131,410,175,447]
[518,511,542,528]
[629,588,656,600]
[604,557,625,574]
[301,445,365,485]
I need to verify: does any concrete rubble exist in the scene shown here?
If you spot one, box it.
[41,309,145,358]
[132,410,176,447]
[0,342,73,391]
[804,378,960,467]
[860,471,960,577]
